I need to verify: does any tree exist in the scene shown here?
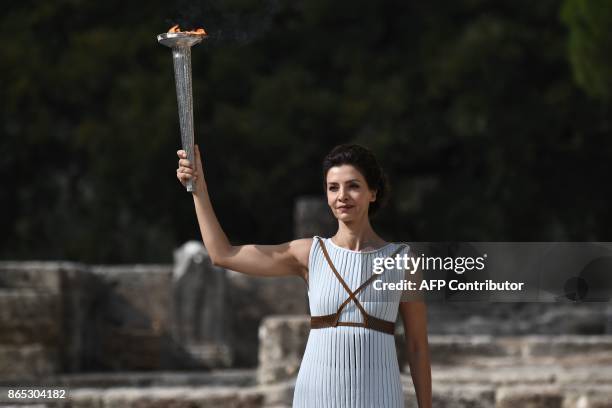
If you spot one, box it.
[562,0,612,100]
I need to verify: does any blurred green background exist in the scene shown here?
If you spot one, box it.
[1,0,611,263]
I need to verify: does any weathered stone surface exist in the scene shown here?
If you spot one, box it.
[250,379,295,407]
[0,261,71,292]
[525,335,612,359]
[3,370,611,408]
[89,265,176,370]
[557,367,612,386]
[0,262,100,379]
[52,369,256,388]
[228,273,307,367]
[426,303,609,336]
[54,386,270,408]
[0,290,61,345]
[426,335,516,364]
[496,386,564,408]
[61,388,103,408]
[401,335,612,370]
[574,394,612,408]
[257,315,309,384]
[0,405,50,408]
[91,265,173,333]
[59,264,102,373]
[562,385,612,408]
[172,241,233,368]
[403,382,495,408]
[430,365,558,386]
[0,345,58,381]
[293,196,336,239]
[0,260,310,375]
[90,386,263,408]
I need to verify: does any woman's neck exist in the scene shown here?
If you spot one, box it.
[332,220,385,251]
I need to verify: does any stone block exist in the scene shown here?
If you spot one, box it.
[91,265,173,333]
[576,395,612,408]
[250,379,295,407]
[426,335,516,365]
[425,303,608,336]
[403,383,495,408]
[97,386,264,408]
[59,388,103,408]
[89,265,176,370]
[58,263,102,373]
[557,367,612,386]
[0,345,59,381]
[228,272,307,367]
[0,261,71,292]
[0,405,50,408]
[95,326,180,370]
[496,386,564,408]
[51,369,256,389]
[63,385,270,408]
[0,262,102,377]
[563,386,612,408]
[525,335,612,359]
[430,365,557,386]
[257,315,309,384]
[0,290,61,346]
[173,241,233,368]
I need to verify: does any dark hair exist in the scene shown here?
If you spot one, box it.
[322,144,389,216]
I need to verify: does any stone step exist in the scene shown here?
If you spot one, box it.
[55,386,263,408]
[9,365,612,391]
[404,384,495,408]
[525,335,612,357]
[50,369,257,388]
[421,365,612,386]
[1,383,609,408]
[425,335,612,365]
[425,302,611,336]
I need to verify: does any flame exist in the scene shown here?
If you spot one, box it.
[167,25,207,35]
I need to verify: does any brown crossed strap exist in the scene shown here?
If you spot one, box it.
[310,237,407,335]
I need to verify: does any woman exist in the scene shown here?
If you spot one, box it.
[176,143,432,407]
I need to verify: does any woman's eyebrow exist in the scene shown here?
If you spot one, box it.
[327,179,360,185]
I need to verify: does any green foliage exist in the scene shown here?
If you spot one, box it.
[561,0,612,99]
[1,0,611,262]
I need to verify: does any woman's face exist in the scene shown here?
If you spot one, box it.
[326,164,376,222]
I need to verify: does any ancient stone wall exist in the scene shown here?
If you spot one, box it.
[0,262,98,380]
[0,249,308,381]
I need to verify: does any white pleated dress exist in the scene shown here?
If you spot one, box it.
[293,236,409,408]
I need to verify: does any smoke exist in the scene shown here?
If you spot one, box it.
[168,0,281,46]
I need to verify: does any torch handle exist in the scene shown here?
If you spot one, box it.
[184,145,195,192]
[172,46,196,192]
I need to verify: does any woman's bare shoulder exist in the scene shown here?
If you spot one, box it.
[289,238,314,268]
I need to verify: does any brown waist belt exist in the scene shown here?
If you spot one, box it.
[309,237,407,336]
[310,313,396,335]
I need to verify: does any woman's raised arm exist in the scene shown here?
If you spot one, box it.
[177,145,311,281]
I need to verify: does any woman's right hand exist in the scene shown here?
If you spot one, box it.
[176,144,205,191]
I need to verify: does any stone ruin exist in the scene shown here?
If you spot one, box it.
[1,196,612,407]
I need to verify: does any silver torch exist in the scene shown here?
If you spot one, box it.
[158,25,207,192]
